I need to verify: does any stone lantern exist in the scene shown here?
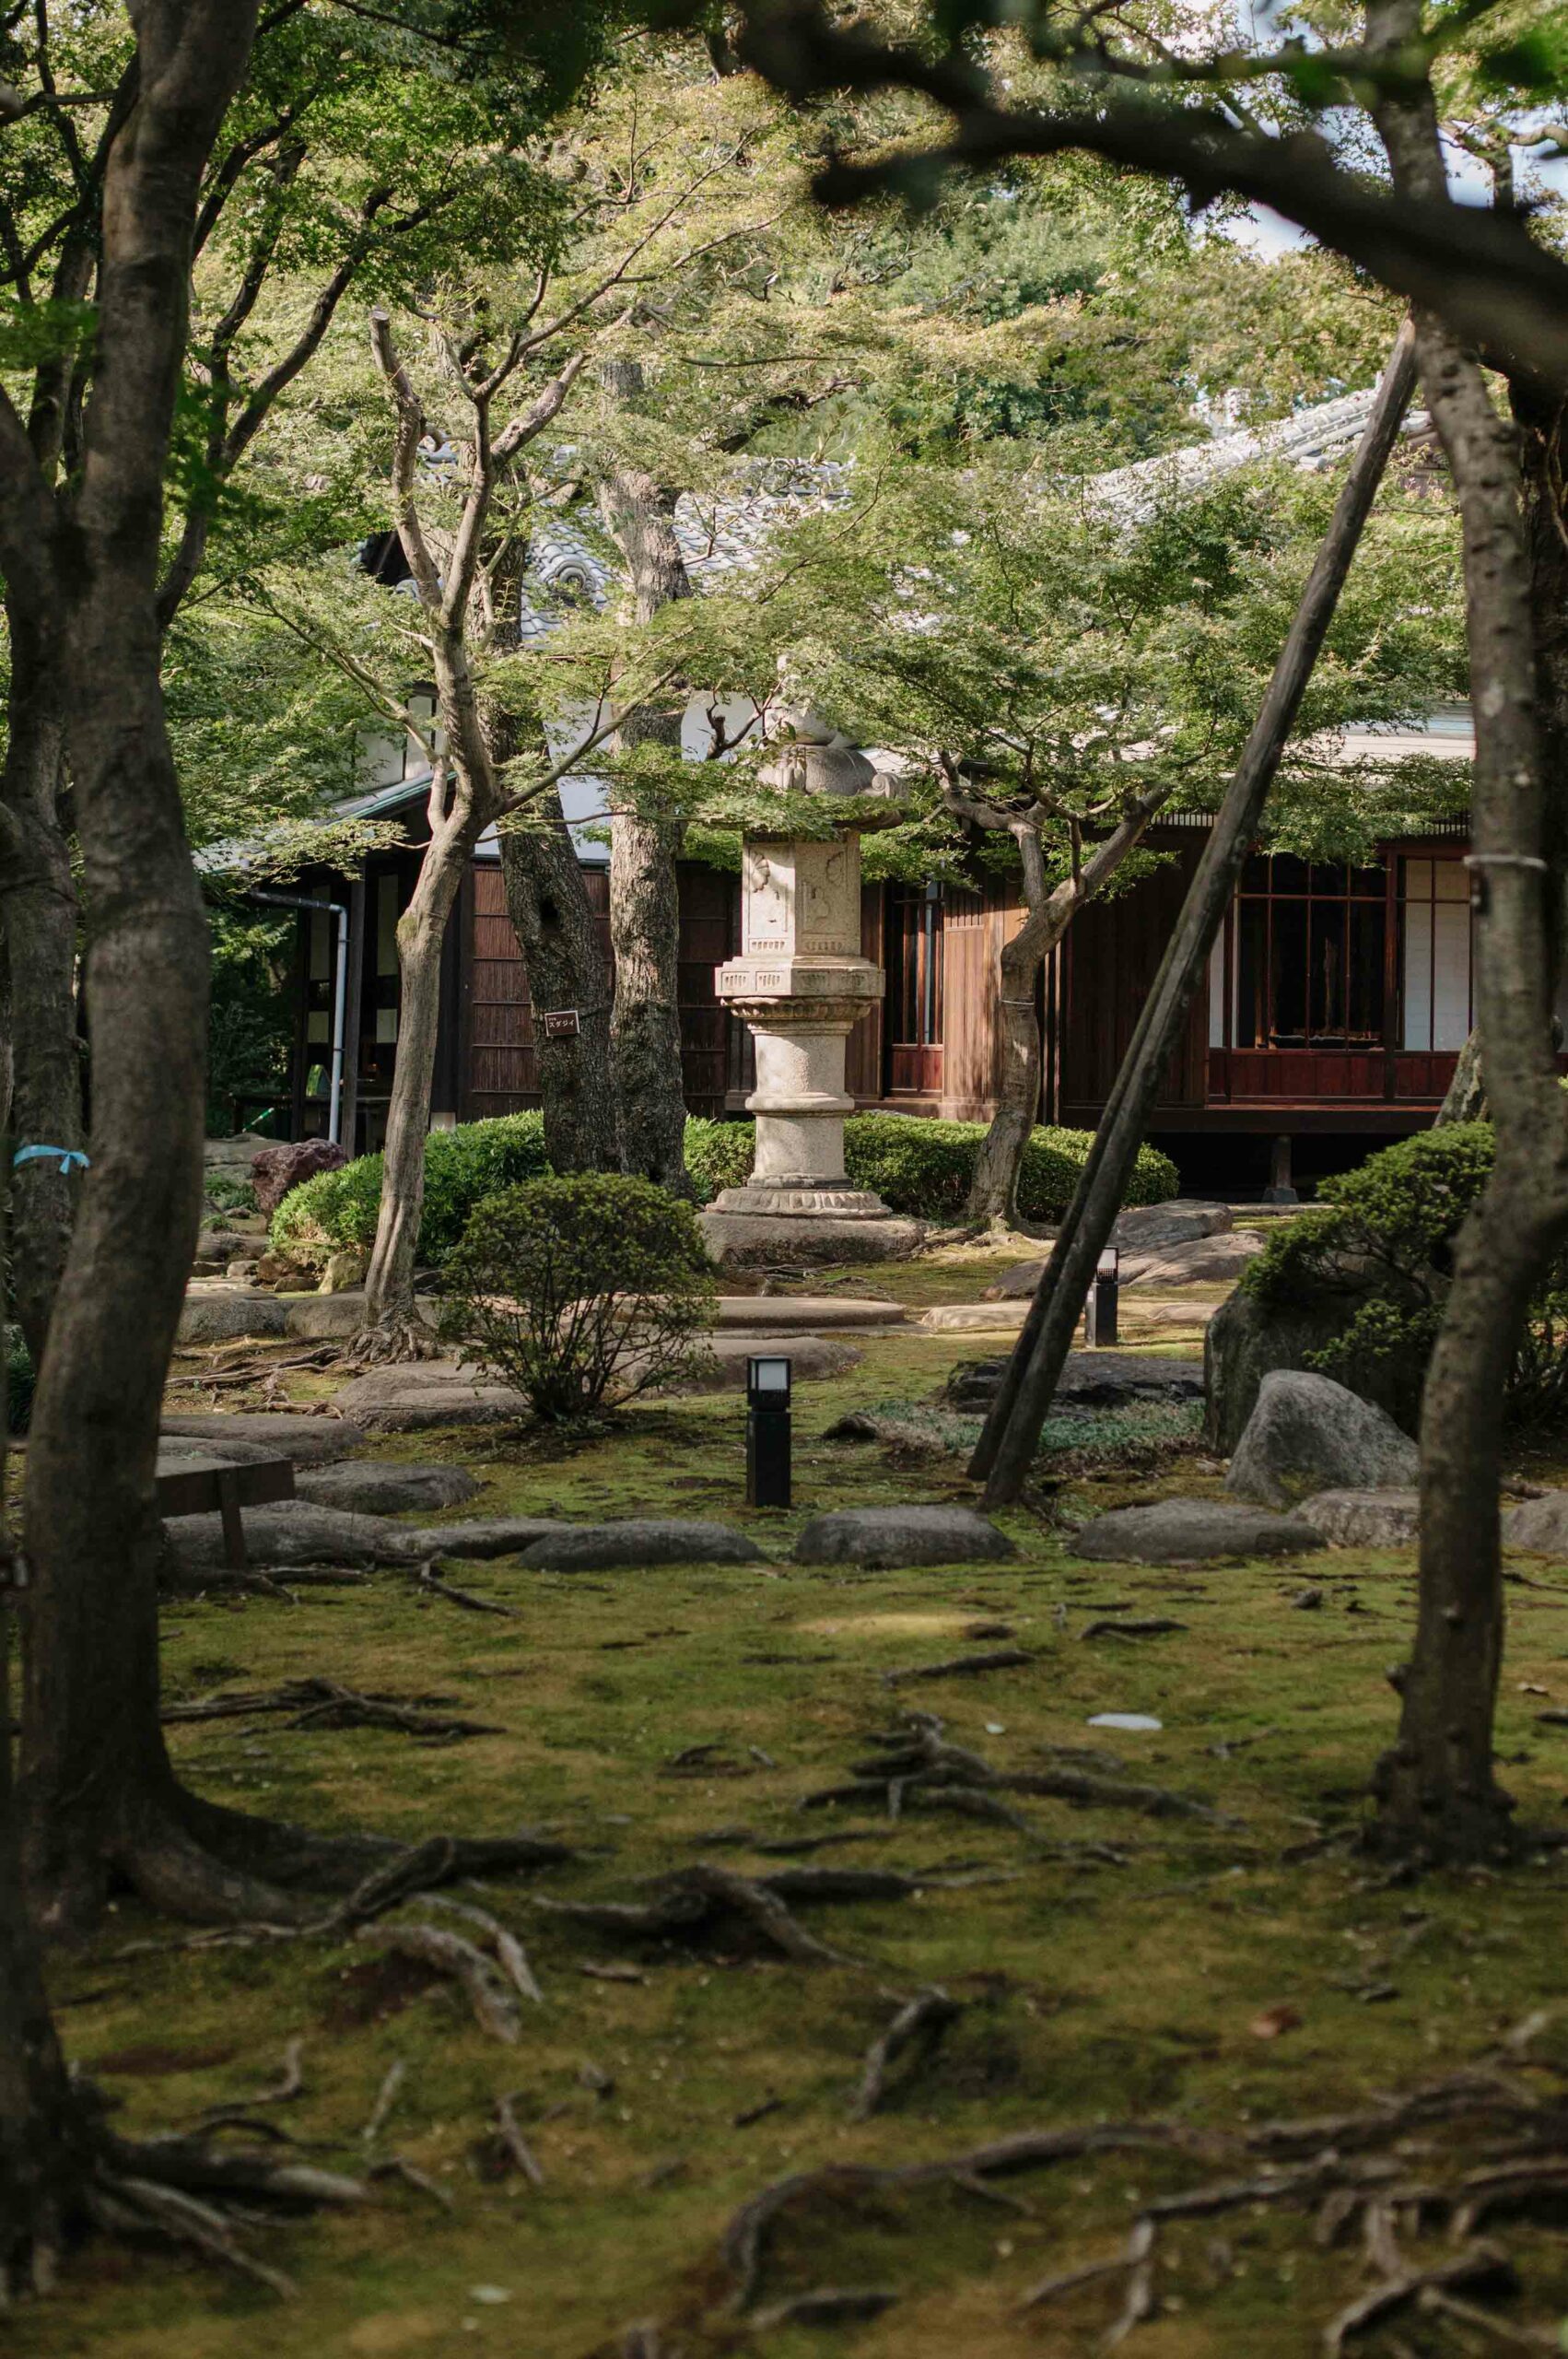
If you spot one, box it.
[699,713,924,1265]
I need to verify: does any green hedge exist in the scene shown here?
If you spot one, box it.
[686,1112,1177,1223]
[274,1109,1179,1267]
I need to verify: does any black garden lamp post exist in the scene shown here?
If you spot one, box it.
[1083,1246,1120,1347]
[746,1354,792,1509]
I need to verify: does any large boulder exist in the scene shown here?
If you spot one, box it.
[333,1363,524,1432]
[1113,1198,1235,1253]
[293,1461,482,1517]
[160,1412,369,1466]
[1122,1231,1268,1288]
[164,1499,418,1574]
[404,1517,565,1559]
[518,1520,767,1571]
[1071,1498,1325,1565]
[943,1352,1204,1417]
[1204,1266,1395,1452]
[251,1138,347,1219]
[286,1291,372,1342]
[792,1504,1016,1567]
[1226,1370,1420,1509]
[1297,1488,1421,1548]
[178,1289,291,1345]
[1504,1493,1568,1556]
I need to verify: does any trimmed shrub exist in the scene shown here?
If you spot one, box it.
[1242,1122,1568,1429]
[685,1112,1179,1222]
[439,1174,715,1423]
[274,1109,1179,1263]
[272,1111,551,1272]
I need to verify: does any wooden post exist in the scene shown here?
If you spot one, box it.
[1265,1134,1297,1203]
[340,863,366,1156]
[973,318,1419,1504]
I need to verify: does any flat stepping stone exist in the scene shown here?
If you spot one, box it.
[404,1517,565,1560]
[178,1288,291,1344]
[1073,1499,1325,1565]
[518,1520,767,1570]
[920,1303,1029,1332]
[286,1291,373,1341]
[658,1332,862,1392]
[333,1363,523,1432]
[943,1352,1204,1416]
[294,1461,482,1516]
[1227,1371,1419,1510]
[160,1412,368,1466]
[1121,1232,1267,1287]
[792,1505,1016,1568]
[712,1296,906,1331]
[1297,1489,1421,1548]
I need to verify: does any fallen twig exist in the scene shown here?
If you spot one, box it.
[416,1559,521,1617]
[493,2092,545,2188]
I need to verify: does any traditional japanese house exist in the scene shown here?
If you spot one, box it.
[246,393,1479,1196]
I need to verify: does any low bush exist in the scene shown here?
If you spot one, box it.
[274,1109,1178,1263]
[272,1111,551,1271]
[685,1112,1179,1221]
[1243,1122,1568,1428]
[439,1174,714,1423]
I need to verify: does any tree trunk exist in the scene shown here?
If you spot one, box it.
[963,804,1170,1228]
[1,1521,88,2294]
[599,362,694,1195]
[497,816,618,1172]
[1368,4,1568,1861]
[359,802,468,1346]
[0,606,84,1367]
[970,319,1417,1499]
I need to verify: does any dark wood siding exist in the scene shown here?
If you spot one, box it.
[462,861,735,1121]
[1057,841,1208,1121]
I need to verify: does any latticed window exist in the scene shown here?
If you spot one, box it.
[888,881,943,1048]
[1232,856,1387,1050]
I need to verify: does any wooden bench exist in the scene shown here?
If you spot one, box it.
[155,1453,296,1569]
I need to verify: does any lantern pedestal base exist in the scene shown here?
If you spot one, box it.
[699,1207,927,1269]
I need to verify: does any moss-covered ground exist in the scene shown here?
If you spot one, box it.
[23,1295,1568,2357]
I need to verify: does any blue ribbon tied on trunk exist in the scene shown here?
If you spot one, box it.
[13,1144,89,1175]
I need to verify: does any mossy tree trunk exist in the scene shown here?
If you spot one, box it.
[599,360,694,1195]
[954,785,1171,1230]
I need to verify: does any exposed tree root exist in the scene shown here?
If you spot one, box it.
[163,1678,500,1742]
[615,2069,1568,2351]
[528,1859,966,1969]
[357,1920,522,2043]
[416,1561,521,1617]
[849,1988,962,2121]
[802,1711,1234,1828]
[347,1315,441,1367]
[882,1648,1036,1686]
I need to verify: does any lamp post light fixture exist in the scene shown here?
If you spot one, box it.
[1083,1246,1120,1348]
[746,1354,792,1509]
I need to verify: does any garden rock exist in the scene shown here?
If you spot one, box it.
[333,1362,524,1432]
[698,1211,926,1267]
[178,1289,291,1345]
[293,1461,482,1516]
[164,1499,418,1574]
[1225,1370,1420,1508]
[518,1520,767,1570]
[286,1291,374,1342]
[195,1228,251,1265]
[943,1351,1204,1416]
[1072,1498,1325,1565]
[653,1332,862,1391]
[1120,1231,1267,1287]
[160,1412,369,1465]
[1503,1492,1568,1556]
[321,1248,368,1293]
[919,1302,1028,1332]
[791,1504,1016,1567]
[403,1517,565,1559]
[1297,1489,1421,1548]
[251,1137,346,1217]
[1114,1198,1235,1252]
[1204,1264,1389,1452]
